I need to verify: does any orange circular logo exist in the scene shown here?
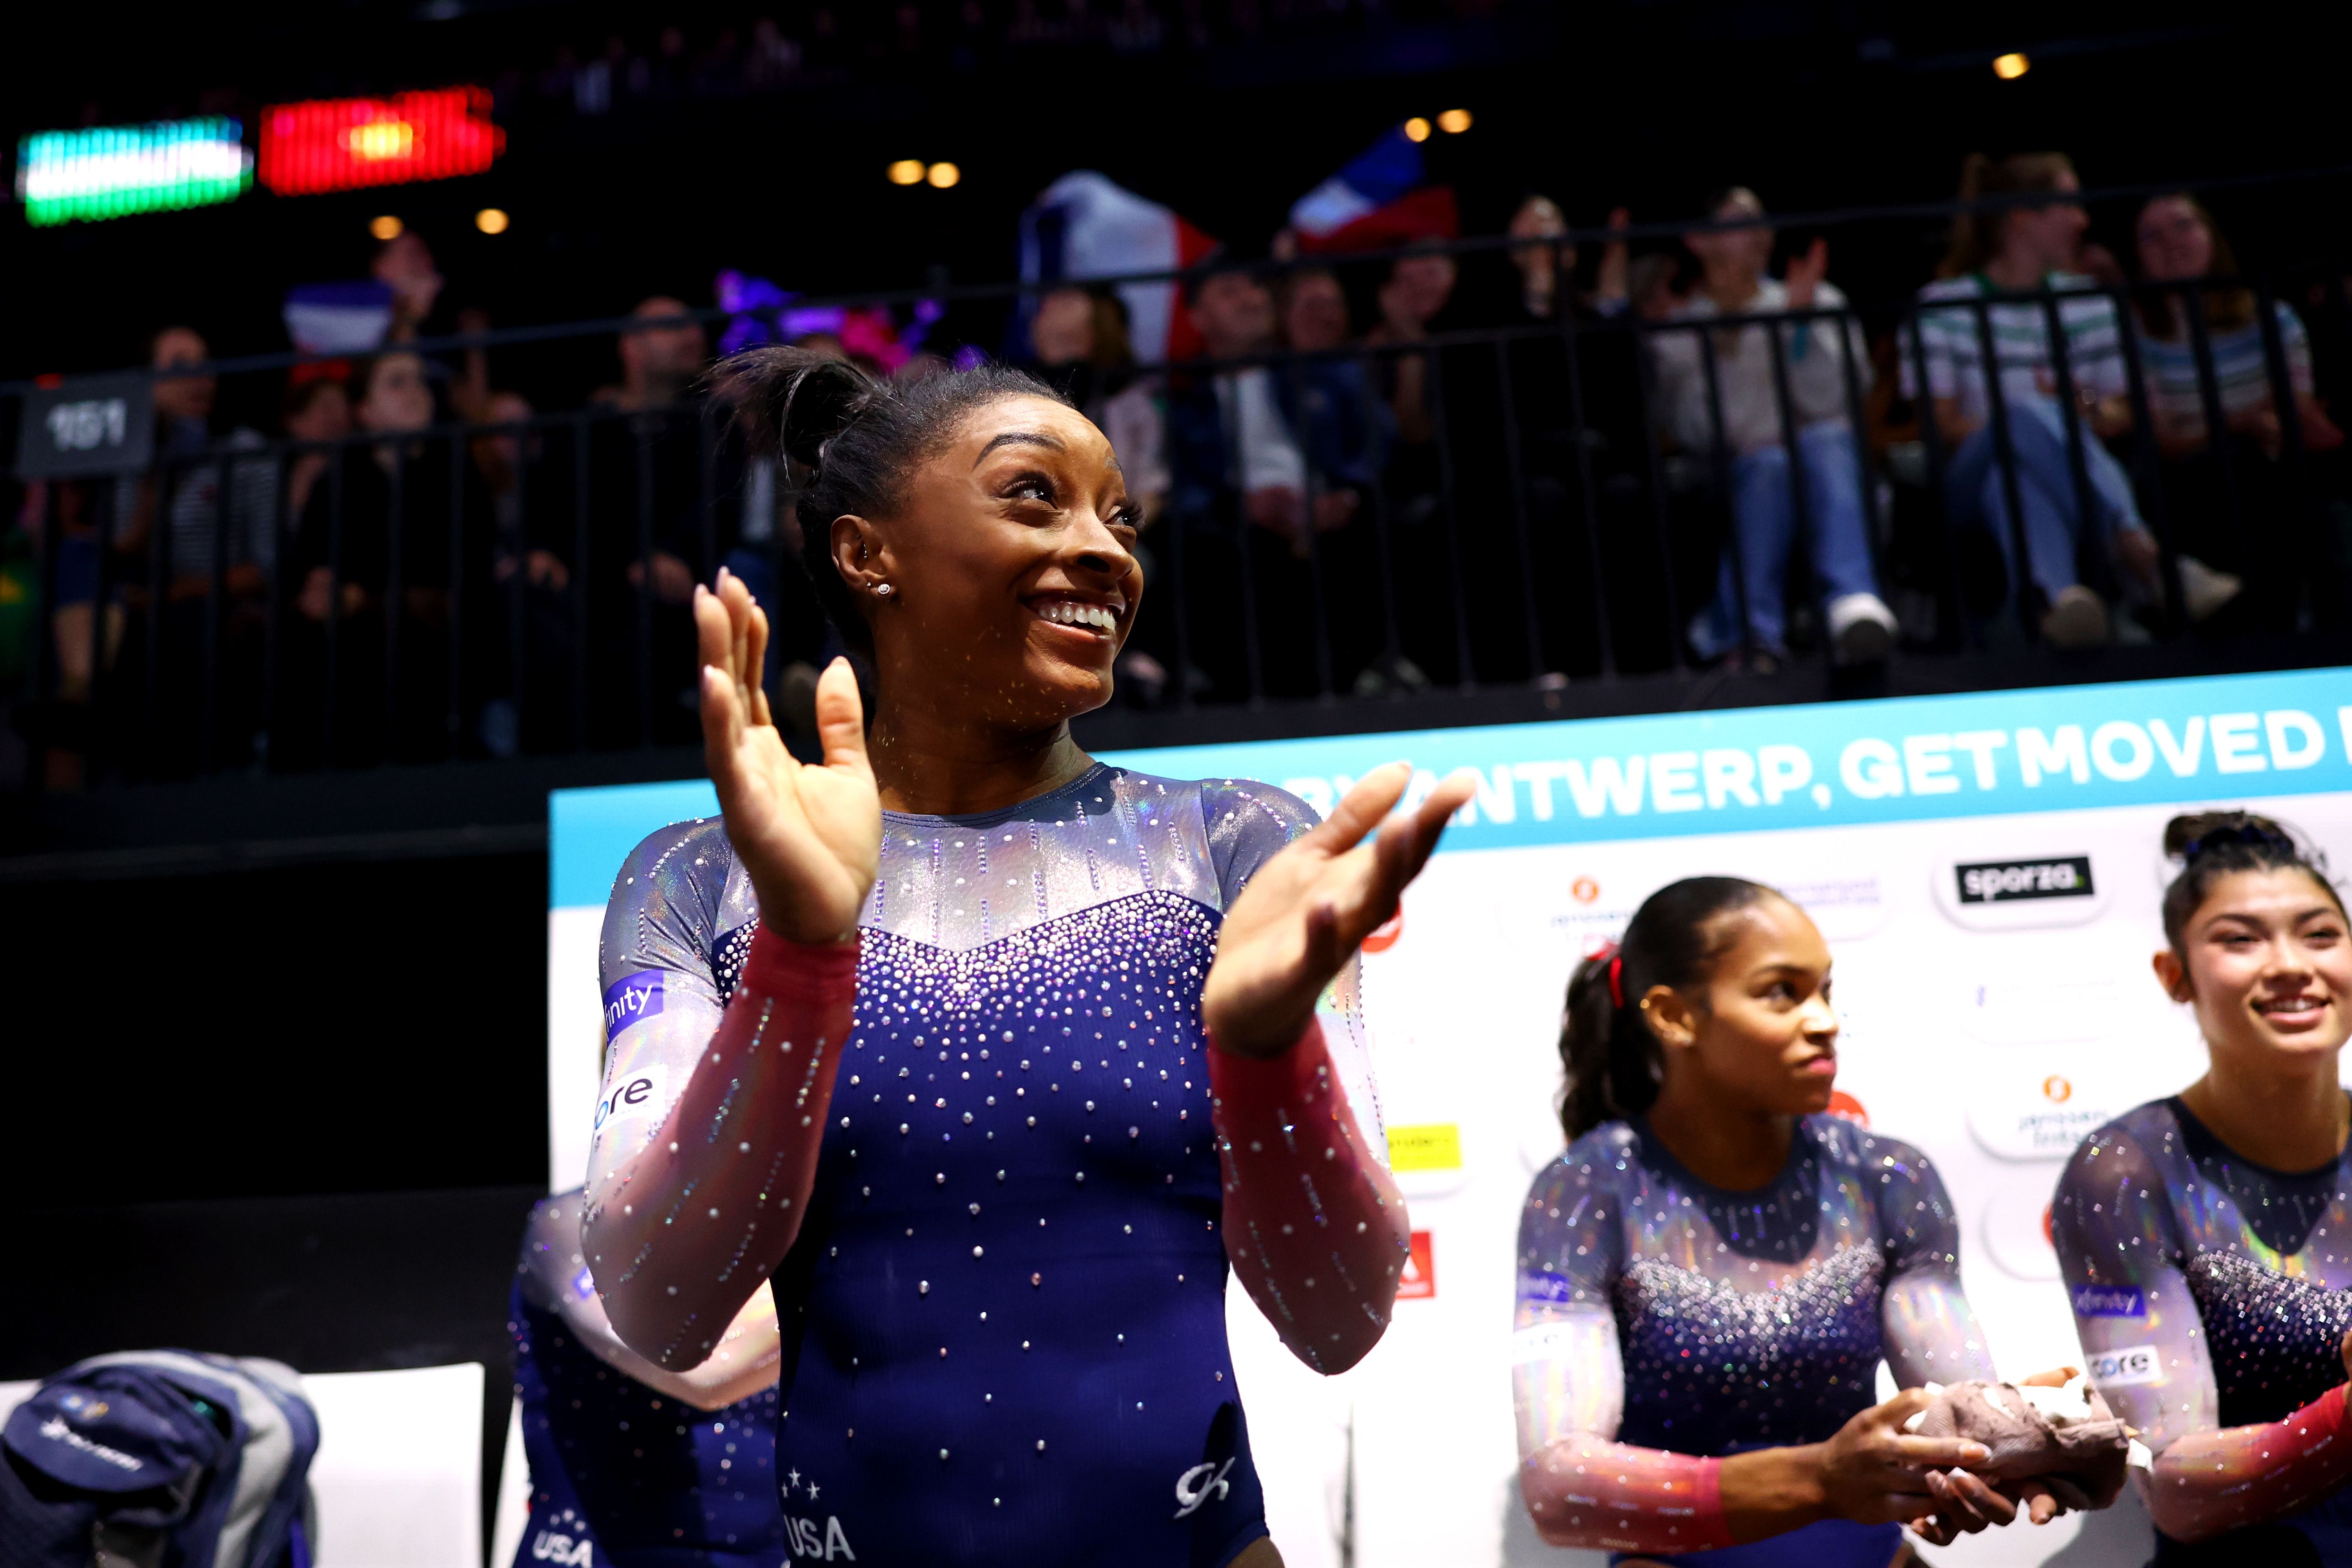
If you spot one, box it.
[1571,876,1600,904]
[2043,1075,2073,1103]
[2041,1204,2055,1245]
[1827,1090,1869,1127]
[1363,911,1404,954]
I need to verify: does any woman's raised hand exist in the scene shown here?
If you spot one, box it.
[697,568,880,943]
[1201,763,1475,1057]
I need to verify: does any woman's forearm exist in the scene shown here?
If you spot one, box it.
[1210,1017,1410,1374]
[584,927,858,1368]
[1519,1435,1751,1553]
[2145,1386,2352,1543]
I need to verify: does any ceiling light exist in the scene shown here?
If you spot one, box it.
[1402,117,1431,143]
[475,206,508,234]
[887,159,925,185]
[926,161,960,189]
[1993,52,2029,79]
[1437,108,1472,134]
[369,214,404,240]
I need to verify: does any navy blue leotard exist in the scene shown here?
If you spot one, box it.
[583,765,1394,1566]
[511,1192,787,1568]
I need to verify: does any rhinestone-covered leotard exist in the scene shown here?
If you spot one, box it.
[583,765,1394,1567]
[511,1191,787,1568]
[2055,1097,2352,1559]
[1512,1115,1995,1565]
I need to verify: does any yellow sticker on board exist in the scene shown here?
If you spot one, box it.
[1386,1123,1462,1171]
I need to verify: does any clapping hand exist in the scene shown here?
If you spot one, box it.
[696,568,880,944]
[1201,764,1475,1056]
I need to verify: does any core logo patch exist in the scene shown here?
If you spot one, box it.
[2087,1343,2161,1388]
[592,1063,667,1132]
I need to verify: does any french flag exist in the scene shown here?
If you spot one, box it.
[1019,171,1219,365]
[1288,128,1459,254]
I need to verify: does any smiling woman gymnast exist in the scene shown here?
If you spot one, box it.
[575,347,1475,1566]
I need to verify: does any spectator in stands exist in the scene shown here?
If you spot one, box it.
[1172,268,1369,549]
[1279,266,1352,354]
[1168,264,1380,698]
[288,351,490,763]
[1650,187,1896,667]
[1499,196,1632,325]
[1368,242,1458,446]
[375,232,445,346]
[471,390,574,755]
[1028,285,1169,526]
[283,375,351,520]
[116,327,279,769]
[583,296,723,743]
[1909,152,2159,648]
[594,296,712,606]
[2132,191,2342,623]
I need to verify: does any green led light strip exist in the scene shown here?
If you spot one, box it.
[16,117,254,226]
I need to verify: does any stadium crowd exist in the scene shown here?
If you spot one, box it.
[7,148,2349,784]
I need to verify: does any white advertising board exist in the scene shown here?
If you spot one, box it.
[547,667,2352,1567]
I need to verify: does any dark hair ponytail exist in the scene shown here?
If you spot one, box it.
[2160,810,2343,950]
[714,345,1067,655]
[1558,875,1776,1141]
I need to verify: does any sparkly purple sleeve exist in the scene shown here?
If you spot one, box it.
[1510,1144,1734,1554]
[521,1191,784,1411]
[2054,1123,2352,1540]
[580,823,859,1369]
[1864,1133,1998,1387]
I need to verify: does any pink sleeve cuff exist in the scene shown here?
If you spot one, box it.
[1206,1015,1333,1106]
[741,923,861,1002]
[1690,1455,1733,1550]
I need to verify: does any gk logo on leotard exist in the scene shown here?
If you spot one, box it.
[1175,1458,1237,1518]
[602,971,665,1037]
[2088,1343,2161,1388]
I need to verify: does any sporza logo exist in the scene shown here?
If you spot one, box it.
[1176,1457,1237,1519]
[592,1063,667,1133]
[1956,856,2095,904]
[2088,1343,2161,1387]
[603,971,665,1038]
[2072,1284,2146,1318]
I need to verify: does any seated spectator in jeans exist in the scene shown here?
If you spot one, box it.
[2131,192,2344,622]
[1650,188,1896,667]
[1166,265,1380,698]
[1907,152,2160,648]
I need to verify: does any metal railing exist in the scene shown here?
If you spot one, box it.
[8,179,2352,789]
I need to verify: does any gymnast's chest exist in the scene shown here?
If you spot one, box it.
[819,891,1222,1203]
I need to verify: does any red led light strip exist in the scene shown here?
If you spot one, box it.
[258,87,504,196]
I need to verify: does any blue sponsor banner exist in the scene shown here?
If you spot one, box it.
[550,667,2352,908]
[2071,1284,2147,1318]
[601,970,665,1037]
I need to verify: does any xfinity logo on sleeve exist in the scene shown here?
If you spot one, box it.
[603,971,665,1037]
[592,1063,667,1132]
[2072,1284,2146,1318]
[2088,1343,2161,1387]
[1956,856,2095,904]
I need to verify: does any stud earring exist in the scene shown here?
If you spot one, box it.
[873,582,894,597]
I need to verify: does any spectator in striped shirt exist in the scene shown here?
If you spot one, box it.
[1906,153,2160,648]
[2131,192,2343,623]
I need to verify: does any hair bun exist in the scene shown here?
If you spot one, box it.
[2163,810,2293,863]
[714,346,884,468]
